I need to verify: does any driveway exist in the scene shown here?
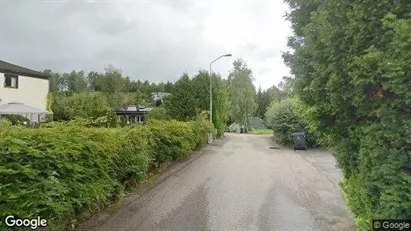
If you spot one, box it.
[77,133,355,231]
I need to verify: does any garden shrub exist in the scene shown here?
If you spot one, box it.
[41,110,118,129]
[0,117,212,230]
[145,117,212,168]
[52,92,112,121]
[189,114,214,150]
[146,107,170,121]
[0,114,30,126]
[265,98,305,146]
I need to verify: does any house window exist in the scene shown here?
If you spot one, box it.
[4,74,18,88]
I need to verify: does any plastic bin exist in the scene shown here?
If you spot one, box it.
[292,132,307,150]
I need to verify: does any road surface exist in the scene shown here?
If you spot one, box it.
[78,133,355,231]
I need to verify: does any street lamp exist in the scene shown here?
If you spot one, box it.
[209,53,232,144]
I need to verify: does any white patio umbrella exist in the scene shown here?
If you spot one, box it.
[0,101,49,123]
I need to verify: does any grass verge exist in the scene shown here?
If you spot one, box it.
[249,129,273,135]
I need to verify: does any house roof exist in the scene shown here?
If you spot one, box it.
[249,116,266,130]
[114,104,151,115]
[228,117,266,130]
[0,60,49,79]
[0,101,49,115]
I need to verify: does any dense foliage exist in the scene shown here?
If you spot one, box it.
[45,65,175,121]
[44,62,262,137]
[145,107,170,121]
[165,73,198,121]
[0,118,212,230]
[255,85,281,120]
[165,71,230,137]
[0,114,30,126]
[284,0,411,228]
[265,98,304,146]
[210,74,231,136]
[52,92,112,121]
[228,59,257,129]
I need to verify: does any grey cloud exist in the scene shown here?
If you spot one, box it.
[257,48,281,61]
[95,18,137,35]
[246,43,257,52]
[256,67,272,76]
[0,1,290,86]
[0,1,221,82]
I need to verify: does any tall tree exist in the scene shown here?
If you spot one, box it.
[164,81,174,93]
[255,85,281,120]
[177,70,230,135]
[164,73,197,121]
[277,76,296,100]
[103,64,124,94]
[61,71,88,93]
[228,59,257,129]
[285,0,411,228]
[87,71,104,91]
[212,73,231,135]
[157,82,166,92]
[133,89,145,104]
[43,70,61,93]
[255,86,265,118]
[191,70,210,113]
[122,76,132,92]
[266,85,281,103]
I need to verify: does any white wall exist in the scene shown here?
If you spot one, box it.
[0,72,49,111]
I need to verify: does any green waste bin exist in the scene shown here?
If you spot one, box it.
[292,132,307,150]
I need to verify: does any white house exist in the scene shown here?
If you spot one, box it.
[0,60,50,122]
[151,92,172,101]
[151,92,172,106]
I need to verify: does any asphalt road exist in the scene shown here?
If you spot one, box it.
[78,133,355,231]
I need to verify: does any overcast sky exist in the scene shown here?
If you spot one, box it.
[0,0,292,90]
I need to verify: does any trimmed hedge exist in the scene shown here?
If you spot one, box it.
[284,0,411,228]
[0,118,212,230]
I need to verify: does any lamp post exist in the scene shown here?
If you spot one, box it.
[209,53,232,144]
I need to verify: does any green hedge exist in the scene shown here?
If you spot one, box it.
[0,118,212,230]
[265,98,318,147]
[284,0,411,229]
[265,98,304,146]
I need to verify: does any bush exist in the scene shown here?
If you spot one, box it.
[265,98,305,146]
[265,98,319,147]
[146,107,170,121]
[41,111,119,129]
[0,114,30,126]
[188,113,214,150]
[52,92,112,121]
[0,118,212,230]
[145,117,212,169]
